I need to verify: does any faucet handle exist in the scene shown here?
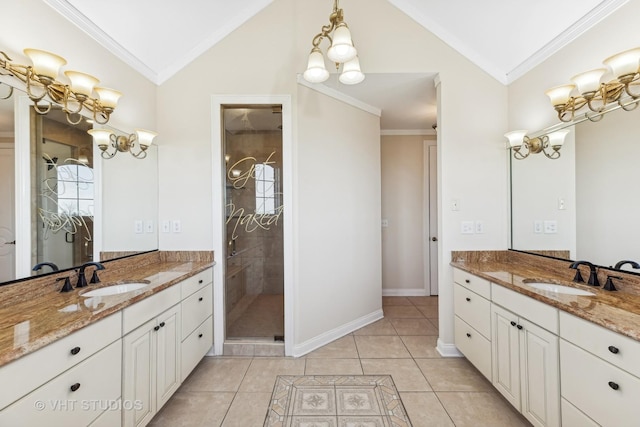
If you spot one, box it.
[603,275,622,292]
[89,270,101,284]
[571,268,585,283]
[56,276,74,293]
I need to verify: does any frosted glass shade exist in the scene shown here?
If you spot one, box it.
[303,48,330,83]
[87,129,112,150]
[24,48,66,81]
[571,69,606,95]
[64,71,99,98]
[545,84,575,106]
[504,130,527,148]
[603,47,640,79]
[94,87,122,110]
[338,56,365,85]
[327,23,357,63]
[547,129,570,148]
[135,129,158,148]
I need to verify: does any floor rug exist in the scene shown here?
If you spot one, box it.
[264,375,413,427]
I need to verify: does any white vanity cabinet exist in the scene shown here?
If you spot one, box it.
[180,269,213,382]
[491,284,560,427]
[559,311,640,427]
[453,268,492,379]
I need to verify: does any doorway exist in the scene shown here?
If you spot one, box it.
[222,105,284,341]
[0,144,15,282]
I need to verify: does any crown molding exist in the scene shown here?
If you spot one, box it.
[296,75,382,117]
[380,129,436,136]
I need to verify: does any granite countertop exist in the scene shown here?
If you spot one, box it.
[451,258,640,341]
[0,259,214,367]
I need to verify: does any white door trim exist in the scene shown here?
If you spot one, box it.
[423,139,438,295]
[210,95,294,356]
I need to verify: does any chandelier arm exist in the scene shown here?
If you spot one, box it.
[585,110,605,122]
[64,111,84,125]
[32,101,52,115]
[129,149,147,159]
[542,149,561,160]
[100,149,117,160]
[623,78,640,98]
[512,148,529,160]
[619,98,640,112]
[0,83,13,100]
[93,110,109,125]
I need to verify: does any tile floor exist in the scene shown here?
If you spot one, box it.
[226,294,284,339]
[148,296,531,427]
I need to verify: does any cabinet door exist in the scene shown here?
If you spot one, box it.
[156,304,181,409]
[491,304,521,410]
[519,318,560,427]
[123,318,156,427]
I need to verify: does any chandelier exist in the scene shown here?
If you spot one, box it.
[88,128,157,160]
[545,47,640,123]
[0,48,121,125]
[303,0,365,85]
[504,130,570,160]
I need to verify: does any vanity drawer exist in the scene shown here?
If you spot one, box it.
[181,268,213,299]
[181,283,213,339]
[0,312,121,411]
[453,283,491,339]
[561,398,599,427]
[181,316,213,382]
[560,339,640,427]
[492,284,558,334]
[123,284,181,335]
[454,316,492,380]
[0,339,122,426]
[560,311,640,378]
[453,268,491,299]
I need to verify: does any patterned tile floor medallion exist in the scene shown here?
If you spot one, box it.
[264,375,412,427]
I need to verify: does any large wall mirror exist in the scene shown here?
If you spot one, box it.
[510,105,640,271]
[0,84,158,285]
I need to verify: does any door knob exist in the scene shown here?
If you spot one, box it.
[431,237,438,242]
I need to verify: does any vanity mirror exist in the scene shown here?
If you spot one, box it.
[510,104,640,271]
[0,84,158,285]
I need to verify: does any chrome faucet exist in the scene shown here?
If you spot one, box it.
[614,260,640,270]
[76,261,105,288]
[569,260,600,286]
[32,262,59,273]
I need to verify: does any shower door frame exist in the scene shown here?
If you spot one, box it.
[211,95,294,356]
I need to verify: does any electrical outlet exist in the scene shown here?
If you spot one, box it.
[534,220,543,233]
[451,199,460,211]
[475,221,484,234]
[544,220,558,234]
[134,220,143,234]
[381,219,389,228]
[161,220,171,233]
[558,198,566,210]
[461,221,474,234]
[172,220,182,233]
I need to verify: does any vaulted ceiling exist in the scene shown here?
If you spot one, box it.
[41,0,628,131]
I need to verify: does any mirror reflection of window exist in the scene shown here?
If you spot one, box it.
[56,163,94,217]
[255,163,277,215]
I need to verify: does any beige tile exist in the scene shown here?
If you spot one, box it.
[238,358,306,392]
[400,392,454,426]
[407,296,439,307]
[401,336,442,358]
[254,343,285,357]
[306,335,359,358]
[415,358,493,391]
[354,336,412,358]
[437,392,531,427]
[417,305,439,318]
[383,296,413,306]
[223,343,255,356]
[361,359,431,391]
[389,318,438,336]
[149,391,235,427]
[383,305,425,318]
[181,357,252,392]
[352,318,398,336]
[222,392,273,427]
[305,358,363,375]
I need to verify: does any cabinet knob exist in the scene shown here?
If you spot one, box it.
[70,383,81,392]
[465,279,470,283]
[70,346,81,355]
[608,381,620,390]
[465,297,471,302]
[608,345,620,354]
[159,322,166,328]
[510,321,516,327]
[466,333,471,338]
[199,279,203,284]
[154,326,160,331]
[199,297,204,302]
[516,324,523,330]
[198,333,203,338]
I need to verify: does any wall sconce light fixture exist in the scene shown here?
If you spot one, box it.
[303,0,365,85]
[545,47,640,122]
[505,129,570,160]
[0,48,122,125]
[88,128,157,159]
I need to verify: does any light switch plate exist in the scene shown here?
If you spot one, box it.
[145,220,154,233]
[134,220,143,234]
[544,220,558,234]
[161,220,171,233]
[461,221,474,234]
[172,220,182,233]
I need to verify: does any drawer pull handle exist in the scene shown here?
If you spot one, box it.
[70,383,81,392]
[608,345,620,354]
[510,321,516,327]
[159,322,166,328]
[198,333,203,338]
[465,279,470,283]
[608,381,619,390]
[516,324,523,330]
[465,297,471,302]
[154,326,160,331]
[199,297,204,302]
[466,333,471,338]
[199,279,203,284]
[70,346,81,355]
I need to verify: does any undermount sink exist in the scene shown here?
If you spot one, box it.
[80,282,149,297]
[527,282,595,296]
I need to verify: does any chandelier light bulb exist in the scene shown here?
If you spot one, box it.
[64,70,100,98]
[547,129,570,149]
[338,56,365,85]
[303,48,330,83]
[94,87,123,111]
[135,129,158,149]
[545,84,575,107]
[570,69,606,96]
[504,130,527,148]
[603,47,640,80]
[327,23,357,63]
[24,48,67,83]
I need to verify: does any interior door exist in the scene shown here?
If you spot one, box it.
[427,141,438,295]
[0,146,15,282]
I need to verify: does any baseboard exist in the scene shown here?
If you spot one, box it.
[292,309,384,357]
[436,338,464,357]
[382,288,429,297]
